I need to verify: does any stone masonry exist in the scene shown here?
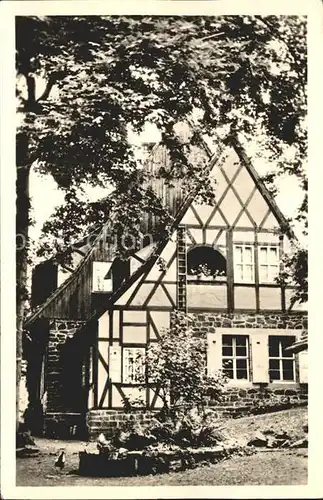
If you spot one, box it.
[191,310,308,414]
[44,320,85,437]
[85,311,308,440]
[190,311,307,332]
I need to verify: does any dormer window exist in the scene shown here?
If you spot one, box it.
[92,261,113,293]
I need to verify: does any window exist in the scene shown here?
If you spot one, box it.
[259,246,280,283]
[268,336,296,381]
[234,245,254,282]
[222,335,249,380]
[123,348,145,383]
[187,246,226,278]
[92,261,113,292]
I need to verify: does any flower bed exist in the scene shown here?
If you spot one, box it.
[78,443,239,477]
[78,408,250,477]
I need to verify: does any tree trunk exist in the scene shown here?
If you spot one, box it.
[16,133,31,430]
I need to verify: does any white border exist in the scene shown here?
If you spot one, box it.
[1,1,322,499]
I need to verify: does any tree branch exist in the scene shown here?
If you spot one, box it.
[37,76,56,103]
[25,75,36,107]
[37,66,68,103]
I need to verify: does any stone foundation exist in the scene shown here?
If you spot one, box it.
[86,409,156,441]
[44,312,308,439]
[85,384,308,440]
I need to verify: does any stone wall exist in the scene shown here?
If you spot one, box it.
[190,311,307,331]
[86,410,156,441]
[208,384,308,418]
[45,312,308,439]
[44,320,85,437]
[85,388,308,440]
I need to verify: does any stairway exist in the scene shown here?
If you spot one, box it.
[176,226,187,312]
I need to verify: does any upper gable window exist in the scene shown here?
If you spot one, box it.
[234,245,254,282]
[187,246,226,279]
[92,261,113,292]
[259,246,280,283]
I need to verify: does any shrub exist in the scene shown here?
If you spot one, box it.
[136,311,225,414]
[109,407,225,451]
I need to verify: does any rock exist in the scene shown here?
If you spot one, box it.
[290,438,308,448]
[302,421,308,433]
[266,435,277,448]
[274,430,291,440]
[247,431,267,447]
[16,431,36,448]
[16,446,40,458]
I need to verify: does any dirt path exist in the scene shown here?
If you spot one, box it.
[16,407,308,486]
[16,447,307,486]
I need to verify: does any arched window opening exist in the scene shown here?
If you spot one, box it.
[187,246,226,279]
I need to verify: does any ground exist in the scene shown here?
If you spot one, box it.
[16,407,307,486]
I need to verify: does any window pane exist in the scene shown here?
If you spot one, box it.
[269,337,280,357]
[237,369,248,379]
[236,359,247,370]
[236,335,247,347]
[282,360,294,380]
[269,359,280,371]
[269,369,281,380]
[235,246,243,263]
[222,346,233,356]
[224,369,234,379]
[223,358,233,368]
[222,335,233,346]
[236,346,247,357]
[235,264,243,281]
[244,265,253,281]
[244,247,253,264]
[281,337,295,357]
[269,247,278,264]
[259,265,268,281]
[259,247,268,264]
[269,265,279,282]
[222,359,233,378]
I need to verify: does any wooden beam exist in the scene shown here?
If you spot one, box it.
[226,230,234,312]
[254,232,260,312]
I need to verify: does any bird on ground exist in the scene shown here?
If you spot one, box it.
[54,450,66,470]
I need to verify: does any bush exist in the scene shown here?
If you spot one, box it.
[109,408,224,451]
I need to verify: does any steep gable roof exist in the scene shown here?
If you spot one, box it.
[75,134,299,331]
[25,132,296,329]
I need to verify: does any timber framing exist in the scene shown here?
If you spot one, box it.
[25,130,299,333]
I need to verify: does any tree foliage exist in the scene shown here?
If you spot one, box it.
[16,14,307,286]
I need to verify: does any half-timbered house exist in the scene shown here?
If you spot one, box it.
[24,132,308,438]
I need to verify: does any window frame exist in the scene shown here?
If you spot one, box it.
[258,245,280,284]
[268,335,296,382]
[233,244,255,283]
[122,347,146,384]
[92,261,113,293]
[222,334,250,381]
